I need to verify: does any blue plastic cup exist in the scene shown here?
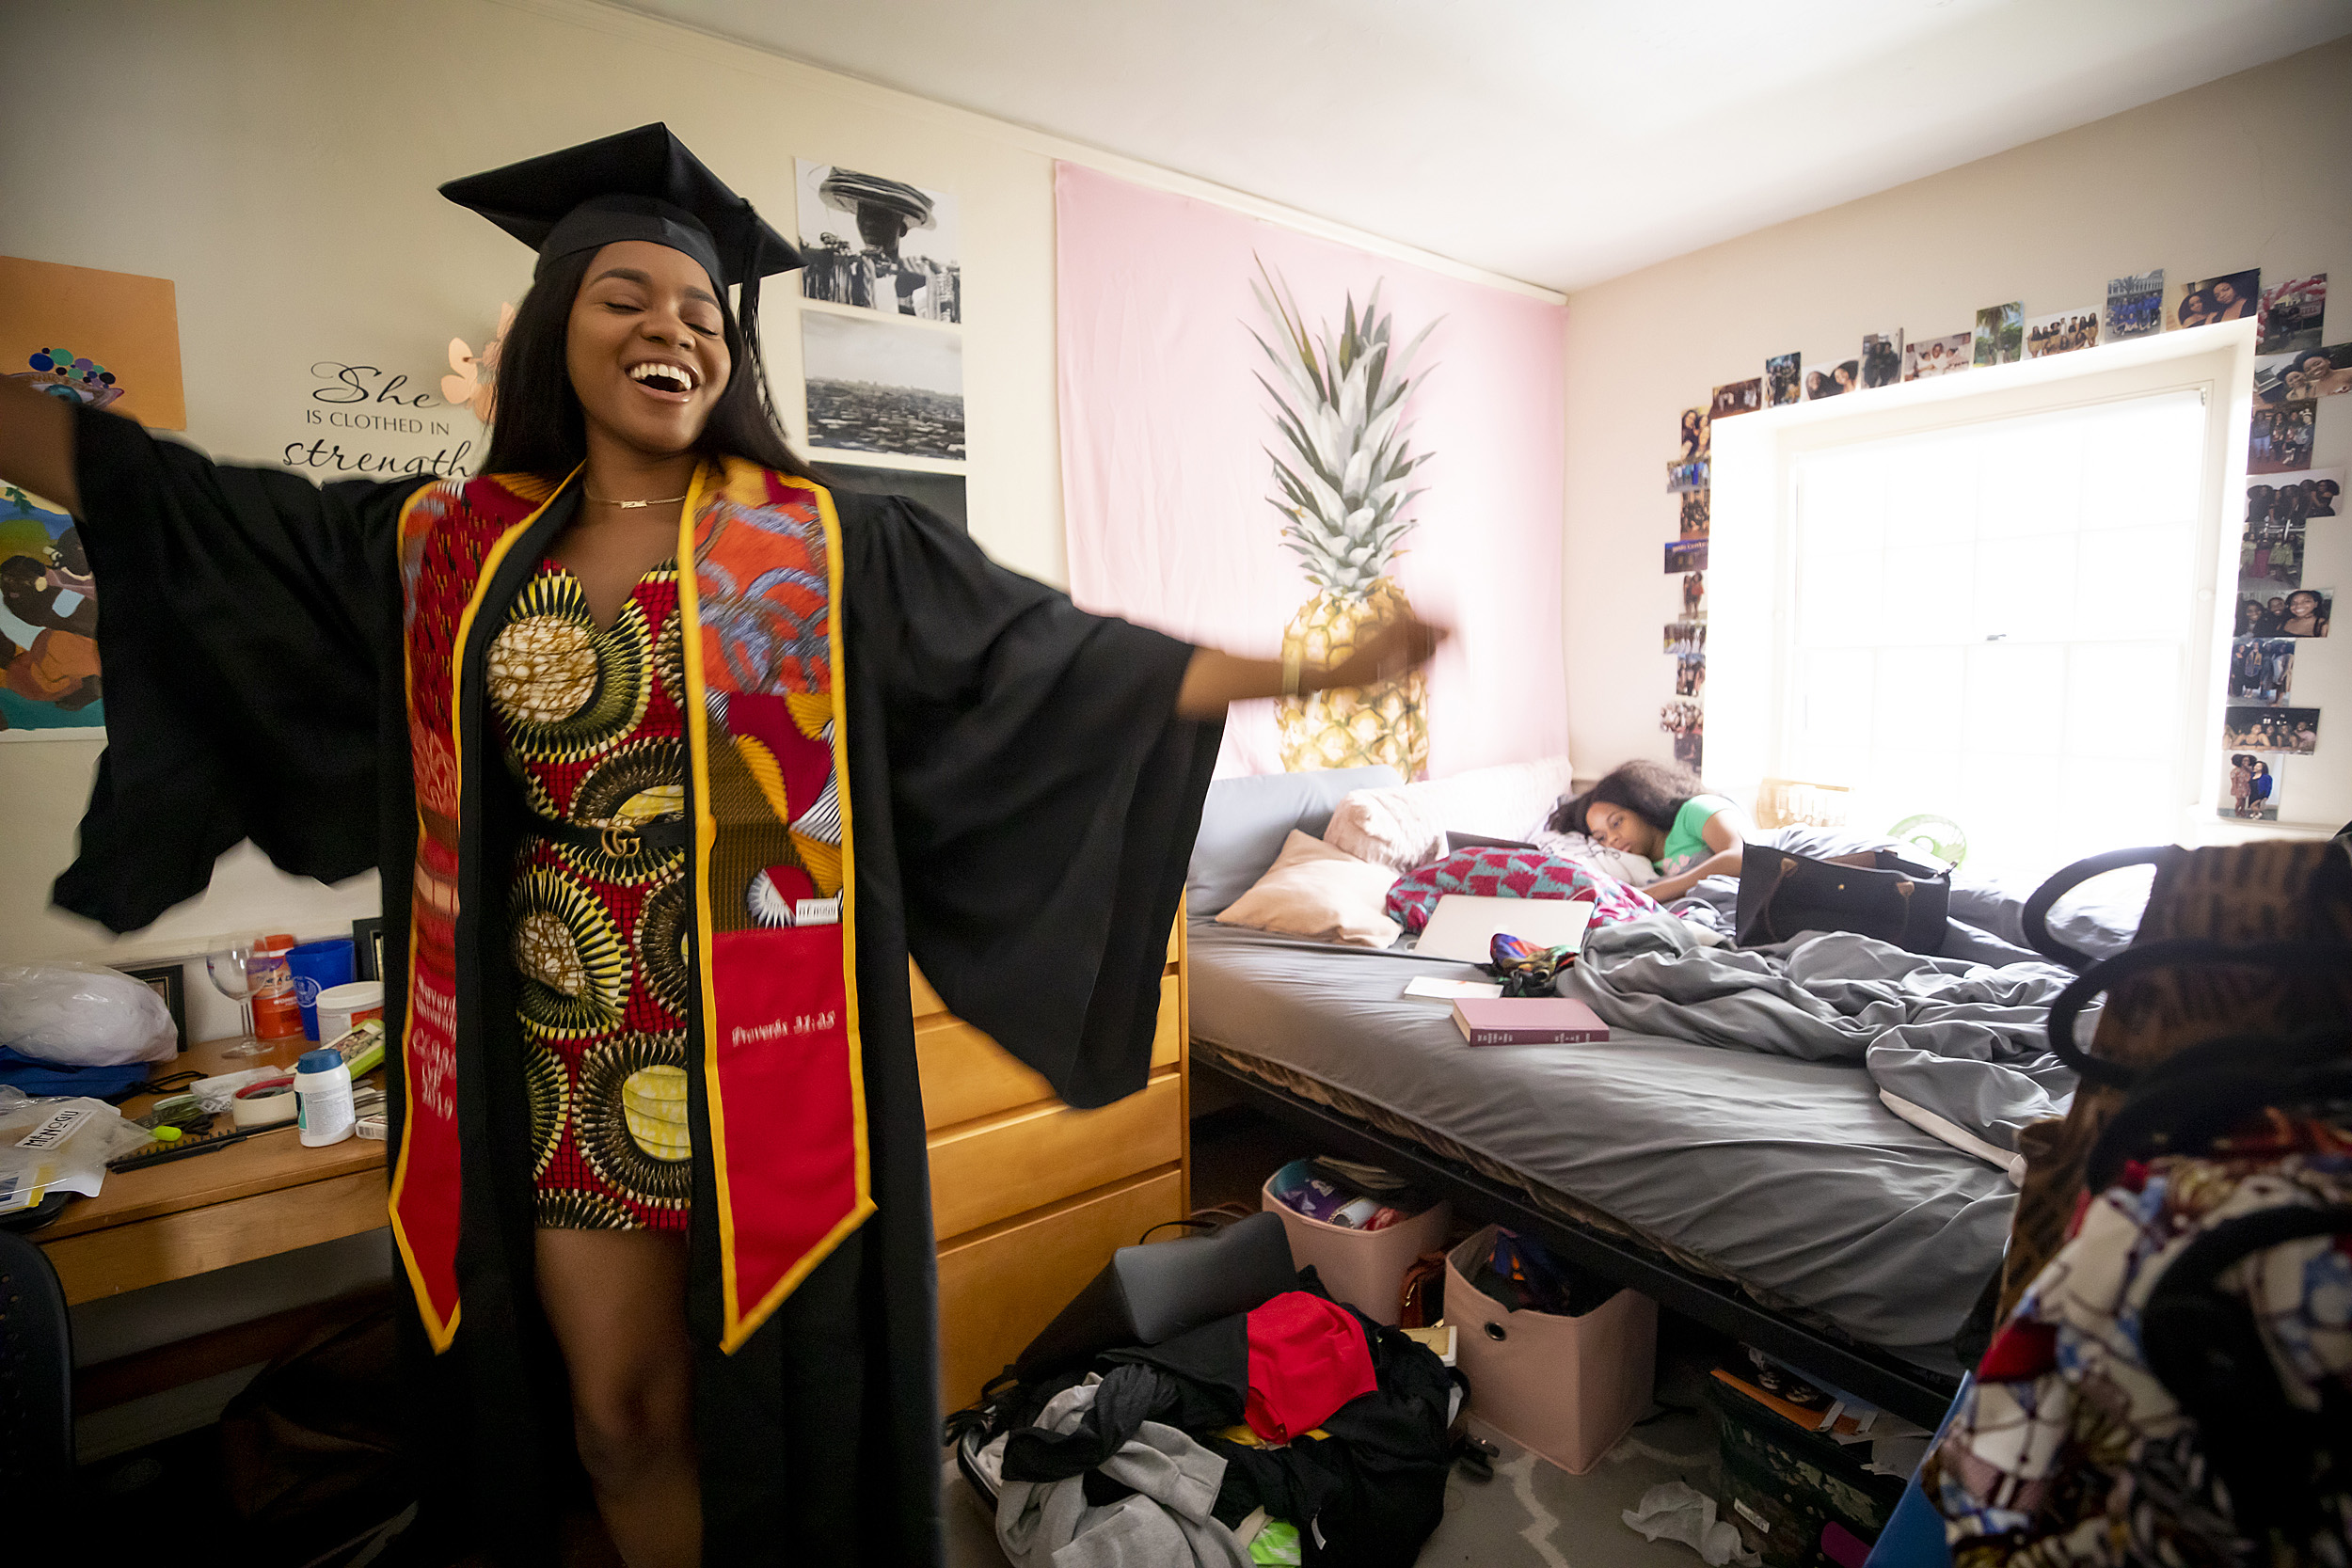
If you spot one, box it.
[286,939,357,1040]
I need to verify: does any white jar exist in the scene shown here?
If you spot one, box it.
[295,1047,356,1147]
[315,980,385,1045]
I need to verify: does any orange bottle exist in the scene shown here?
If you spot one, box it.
[249,932,304,1039]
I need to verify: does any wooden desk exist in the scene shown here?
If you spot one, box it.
[36,1035,389,1307]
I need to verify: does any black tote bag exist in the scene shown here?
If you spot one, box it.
[1734,844,1952,953]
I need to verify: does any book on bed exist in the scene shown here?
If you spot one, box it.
[1451,996,1610,1045]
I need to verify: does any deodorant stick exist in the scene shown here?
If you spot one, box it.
[295,1047,357,1147]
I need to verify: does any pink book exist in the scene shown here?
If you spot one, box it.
[1451,996,1610,1045]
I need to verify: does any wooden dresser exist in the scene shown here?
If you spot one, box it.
[915,918,1189,1410]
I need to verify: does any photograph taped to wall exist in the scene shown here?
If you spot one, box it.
[1674,654,1706,696]
[1974,302,2023,366]
[2255,274,2326,355]
[0,484,102,736]
[1709,378,1762,420]
[2254,343,2352,406]
[1860,332,1902,389]
[2237,587,2332,638]
[800,310,964,461]
[1765,352,1801,407]
[1681,570,1706,620]
[0,254,185,429]
[2224,636,2296,706]
[2219,753,2283,822]
[1667,457,1709,494]
[1902,332,1971,380]
[794,159,961,324]
[1664,538,1708,573]
[1678,406,1709,461]
[2249,400,2315,474]
[2025,309,2098,358]
[1679,490,1709,537]
[2167,268,2260,332]
[2221,705,2318,754]
[2248,469,2342,527]
[2104,271,2163,341]
[1804,360,1858,400]
[1664,620,1707,656]
[1661,698,1703,769]
[815,463,969,532]
[2240,522,2305,594]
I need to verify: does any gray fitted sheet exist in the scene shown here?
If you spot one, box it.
[1188,920,2014,1366]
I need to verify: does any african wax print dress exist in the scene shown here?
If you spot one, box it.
[486,556,693,1231]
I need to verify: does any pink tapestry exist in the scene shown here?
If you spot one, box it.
[1056,163,1566,780]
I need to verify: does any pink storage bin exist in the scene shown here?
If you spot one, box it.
[1444,1223,1656,1474]
[1261,1176,1451,1326]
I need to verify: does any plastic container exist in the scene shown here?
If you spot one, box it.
[1706,1376,1903,1568]
[248,933,304,1039]
[315,980,384,1044]
[294,1047,356,1147]
[1445,1224,1656,1474]
[1262,1172,1450,1325]
[286,939,357,1040]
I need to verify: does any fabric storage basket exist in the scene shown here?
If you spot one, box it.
[1261,1176,1450,1325]
[1444,1224,1656,1475]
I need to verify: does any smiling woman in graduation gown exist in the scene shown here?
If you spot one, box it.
[7,125,1438,1567]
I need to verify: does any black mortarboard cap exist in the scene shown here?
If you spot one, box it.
[439,122,799,298]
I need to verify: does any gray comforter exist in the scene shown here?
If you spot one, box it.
[1560,915,2078,1160]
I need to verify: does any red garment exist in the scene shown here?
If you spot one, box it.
[1245,1291,1380,1444]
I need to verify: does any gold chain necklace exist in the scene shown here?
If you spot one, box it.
[583,491,689,509]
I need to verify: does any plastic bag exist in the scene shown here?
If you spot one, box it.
[0,960,179,1066]
[0,1095,148,1215]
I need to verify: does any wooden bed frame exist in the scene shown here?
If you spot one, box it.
[1194,1053,1964,1429]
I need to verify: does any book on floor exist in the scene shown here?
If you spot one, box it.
[1451,996,1609,1045]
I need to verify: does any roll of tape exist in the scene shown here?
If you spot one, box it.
[232,1077,299,1130]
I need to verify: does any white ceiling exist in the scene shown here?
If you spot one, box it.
[610,0,2352,293]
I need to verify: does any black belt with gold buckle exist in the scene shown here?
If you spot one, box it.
[525,812,691,860]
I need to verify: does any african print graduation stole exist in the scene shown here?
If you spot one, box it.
[391,458,869,1354]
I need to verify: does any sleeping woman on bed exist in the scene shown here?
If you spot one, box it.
[1550,761,1753,903]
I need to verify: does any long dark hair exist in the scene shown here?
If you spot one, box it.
[481,246,820,482]
[1549,759,1704,836]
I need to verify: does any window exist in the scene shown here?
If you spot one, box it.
[1778,392,2208,874]
[1705,327,2257,879]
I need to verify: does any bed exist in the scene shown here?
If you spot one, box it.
[1184,767,2151,1426]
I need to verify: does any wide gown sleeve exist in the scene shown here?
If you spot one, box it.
[843,494,1222,1109]
[54,406,425,932]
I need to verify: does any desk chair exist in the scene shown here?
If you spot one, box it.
[0,1227,74,1489]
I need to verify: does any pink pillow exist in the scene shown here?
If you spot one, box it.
[1322,787,1446,873]
[1385,846,1663,934]
[1217,832,1403,947]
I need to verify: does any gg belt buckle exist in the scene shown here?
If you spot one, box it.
[599,821,644,859]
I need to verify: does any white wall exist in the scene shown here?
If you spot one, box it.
[0,0,1554,978]
[1561,37,2352,830]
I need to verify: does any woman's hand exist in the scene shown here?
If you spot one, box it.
[1318,615,1448,690]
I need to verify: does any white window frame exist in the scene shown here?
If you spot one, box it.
[1704,316,2328,851]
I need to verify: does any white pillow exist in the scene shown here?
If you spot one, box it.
[1323,787,1447,873]
[1397,755,1577,843]
[1215,831,1403,947]
[1531,827,1660,888]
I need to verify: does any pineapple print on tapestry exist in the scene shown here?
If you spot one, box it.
[1252,263,1439,776]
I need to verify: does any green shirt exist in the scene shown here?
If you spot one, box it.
[1658,794,1733,875]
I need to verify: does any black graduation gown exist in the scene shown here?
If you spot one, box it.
[59,405,1220,1564]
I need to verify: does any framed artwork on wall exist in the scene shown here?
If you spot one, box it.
[352,916,386,983]
[119,959,187,1052]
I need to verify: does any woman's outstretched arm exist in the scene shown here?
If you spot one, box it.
[1174,616,1445,720]
[0,375,81,514]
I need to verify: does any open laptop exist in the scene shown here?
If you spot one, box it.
[1414,895,1596,964]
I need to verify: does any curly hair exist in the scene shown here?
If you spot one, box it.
[1549,759,1705,837]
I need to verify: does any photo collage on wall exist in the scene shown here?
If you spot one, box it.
[1659,389,1731,763]
[793,158,969,524]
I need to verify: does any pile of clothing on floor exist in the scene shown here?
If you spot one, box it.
[953,1275,1458,1567]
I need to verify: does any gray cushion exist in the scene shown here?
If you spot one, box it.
[1186,766,1404,917]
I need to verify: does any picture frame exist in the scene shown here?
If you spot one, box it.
[119,959,188,1052]
[353,916,387,983]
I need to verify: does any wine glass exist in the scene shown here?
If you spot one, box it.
[206,938,276,1058]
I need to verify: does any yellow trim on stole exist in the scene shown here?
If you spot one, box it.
[680,460,874,1354]
[388,475,568,1355]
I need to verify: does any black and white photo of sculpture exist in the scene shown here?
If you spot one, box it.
[794,160,962,324]
[800,310,965,462]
